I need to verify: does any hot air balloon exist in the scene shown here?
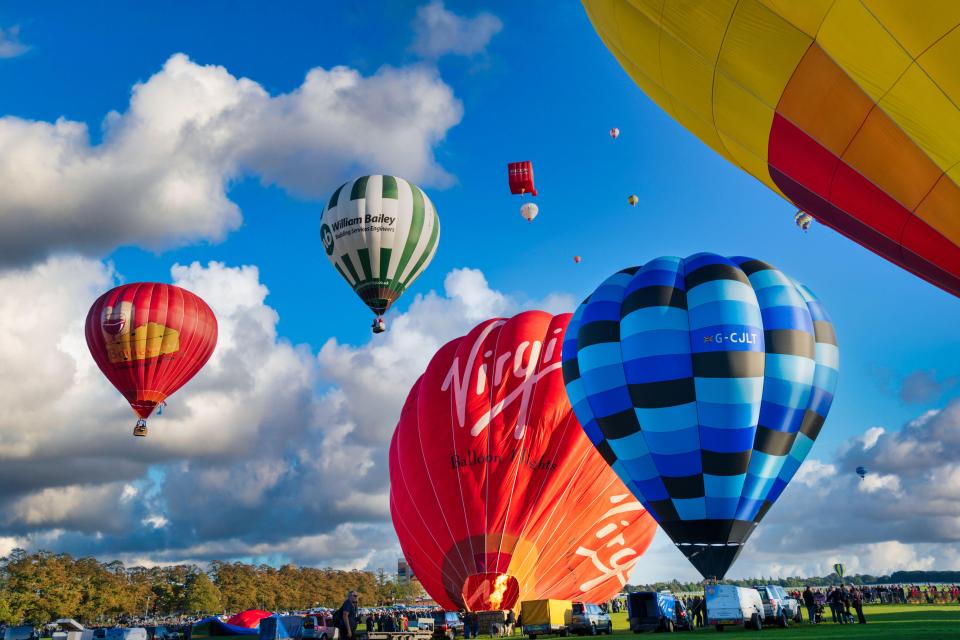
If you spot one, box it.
[390,311,657,612]
[85,283,217,437]
[856,466,868,480]
[795,210,814,232]
[562,254,839,579]
[627,195,639,207]
[520,202,539,223]
[834,563,846,579]
[583,2,960,298]
[508,161,537,197]
[227,610,273,629]
[321,175,440,333]
[610,127,620,139]
[574,255,582,264]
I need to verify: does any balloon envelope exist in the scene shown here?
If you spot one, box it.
[520,202,539,222]
[227,610,273,629]
[584,1,960,298]
[562,254,838,579]
[610,127,620,139]
[508,161,537,197]
[321,175,440,318]
[85,283,217,423]
[390,311,657,611]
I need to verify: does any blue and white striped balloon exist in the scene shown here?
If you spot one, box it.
[561,253,838,579]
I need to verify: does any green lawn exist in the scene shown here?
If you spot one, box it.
[604,605,959,638]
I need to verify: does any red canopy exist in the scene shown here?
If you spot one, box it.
[227,610,273,628]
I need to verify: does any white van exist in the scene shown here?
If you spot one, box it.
[704,584,765,631]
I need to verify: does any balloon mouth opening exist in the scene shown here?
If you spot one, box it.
[461,573,519,611]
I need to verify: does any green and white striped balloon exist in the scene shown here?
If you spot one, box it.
[321,175,440,317]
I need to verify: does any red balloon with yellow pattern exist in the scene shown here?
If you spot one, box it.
[85,283,217,437]
[389,311,657,612]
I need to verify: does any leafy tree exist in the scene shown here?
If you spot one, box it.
[185,572,222,614]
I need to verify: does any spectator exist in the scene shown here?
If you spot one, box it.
[802,586,817,624]
[851,588,866,625]
[505,609,515,636]
[827,587,843,624]
[338,591,360,640]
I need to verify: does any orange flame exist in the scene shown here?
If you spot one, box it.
[489,574,510,610]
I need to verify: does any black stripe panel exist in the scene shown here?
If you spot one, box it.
[685,263,751,289]
[561,358,580,383]
[661,475,705,500]
[621,286,687,315]
[738,259,775,276]
[618,266,641,275]
[765,329,815,358]
[813,320,838,345]
[754,426,797,456]
[629,378,696,408]
[648,499,680,523]
[595,439,618,466]
[754,500,774,523]
[576,320,620,349]
[798,410,825,440]
[701,449,752,476]
[692,350,764,378]
[596,409,640,440]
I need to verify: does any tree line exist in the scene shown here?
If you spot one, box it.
[0,550,424,626]
[626,569,960,594]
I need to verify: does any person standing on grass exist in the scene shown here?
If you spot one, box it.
[851,588,866,624]
[803,586,816,624]
[338,591,360,640]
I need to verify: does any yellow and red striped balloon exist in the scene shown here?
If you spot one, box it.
[584,0,960,297]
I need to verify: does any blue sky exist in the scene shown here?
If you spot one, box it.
[0,1,957,582]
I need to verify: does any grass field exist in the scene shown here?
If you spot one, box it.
[605,605,960,638]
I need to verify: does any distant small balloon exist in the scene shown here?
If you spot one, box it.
[610,127,620,139]
[520,202,539,223]
[628,194,639,206]
[574,256,582,264]
[856,466,868,480]
[795,210,814,232]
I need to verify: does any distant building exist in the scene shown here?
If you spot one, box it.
[398,559,416,584]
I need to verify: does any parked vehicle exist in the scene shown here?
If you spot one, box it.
[430,612,463,640]
[569,603,611,636]
[625,591,691,633]
[302,616,338,640]
[755,586,789,627]
[520,599,572,638]
[705,585,765,631]
[3,627,35,640]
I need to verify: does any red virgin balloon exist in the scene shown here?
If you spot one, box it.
[85,283,217,437]
[389,311,657,612]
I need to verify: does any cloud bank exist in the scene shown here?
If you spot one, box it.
[0,54,462,266]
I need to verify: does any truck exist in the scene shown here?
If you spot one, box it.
[705,585,765,631]
[625,591,691,633]
[520,599,572,639]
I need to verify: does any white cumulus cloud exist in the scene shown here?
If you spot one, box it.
[411,1,502,59]
[0,25,28,58]
[0,258,572,569]
[0,54,462,267]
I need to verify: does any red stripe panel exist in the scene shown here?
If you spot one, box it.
[768,114,960,297]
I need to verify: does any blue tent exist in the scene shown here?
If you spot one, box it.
[259,616,303,640]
